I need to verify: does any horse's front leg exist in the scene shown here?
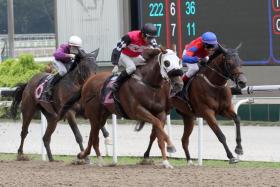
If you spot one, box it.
[134,107,175,168]
[202,109,238,164]
[181,115,195,165]
[224,110,243,156]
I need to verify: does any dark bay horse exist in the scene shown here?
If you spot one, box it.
[60,48,184,168]
[138,45,247,164]
[10,49,109,162]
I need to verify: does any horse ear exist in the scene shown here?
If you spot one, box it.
[160,46,168,54]
[91,48,99,59]
[235,43,242,51]
[171,44,177,53]
[219,44,228,53]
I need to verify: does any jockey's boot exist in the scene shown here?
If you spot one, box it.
[111,70,129,92]
[46,73,63,98]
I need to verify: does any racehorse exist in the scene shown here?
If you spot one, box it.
[137,45,247,164]
[59,48,184,168]
[10,49,109,162]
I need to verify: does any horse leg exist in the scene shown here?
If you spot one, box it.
[92,117,107,166]
[66,111,84,150]
[42,115,58,162]
[78,114,107,159]
[224,110,243,155]
[17,104,37,160]
[154,112,174,168]
[66,111,90,164]
[101,125,112,145]
[203,110,238,164]
[143,127,156,159]
[135,106,175,153]
[181,116,195,165]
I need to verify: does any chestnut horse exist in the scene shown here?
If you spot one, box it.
[138,45,247,164]
[60,48,184,168]
[10,49,109,162]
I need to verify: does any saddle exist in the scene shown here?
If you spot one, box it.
[101,75,129,118]
[34,74,58,117]
[35,74,54,101]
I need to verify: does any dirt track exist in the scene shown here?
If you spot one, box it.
[0,160,279,187]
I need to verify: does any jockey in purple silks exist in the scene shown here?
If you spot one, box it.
[44,35,82,99]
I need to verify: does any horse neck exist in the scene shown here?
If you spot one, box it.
[202,55,228,86]
[137,56,164,86]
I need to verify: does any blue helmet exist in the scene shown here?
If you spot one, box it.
[202,32,218,45]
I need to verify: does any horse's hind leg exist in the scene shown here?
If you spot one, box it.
[203,110,238,164]
[181,116,195,165]
[17,102,37,160]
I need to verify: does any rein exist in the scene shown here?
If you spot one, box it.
[131,52,165,91]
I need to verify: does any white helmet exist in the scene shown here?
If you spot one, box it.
[69,35,82,47]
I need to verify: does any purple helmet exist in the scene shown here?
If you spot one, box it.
[202,32,218,45]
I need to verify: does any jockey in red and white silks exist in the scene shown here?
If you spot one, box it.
[110,23,159,92]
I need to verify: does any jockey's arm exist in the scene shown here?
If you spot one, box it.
[111,35,131,65]
[53,45,72,61]
[182,47,199,66]
[148,38,159,48]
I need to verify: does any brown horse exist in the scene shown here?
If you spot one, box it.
[138,45,247,164]
[59,48,184,168]
[10,49,110,162]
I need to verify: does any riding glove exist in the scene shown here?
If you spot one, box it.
[112,65,119,75]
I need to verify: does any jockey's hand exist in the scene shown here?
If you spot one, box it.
[67,54,76,59]
[112,65,119,75]
[200,56,209,66]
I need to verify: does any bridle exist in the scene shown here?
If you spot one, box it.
[205,52,242,82]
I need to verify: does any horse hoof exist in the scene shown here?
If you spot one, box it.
[104,137,112,145]
[162,160,174,169]
[187,160,194,166]
[167,145,176,153]
[235,147,244,155]
[16,154,30,161]
[77,152,84,159]
[229,157,239,164]
[84,157,91,165]
[139,158,155,165]
[96,156,104,167]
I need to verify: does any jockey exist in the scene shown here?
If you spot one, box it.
[182,32,219,83]
[46,35,82,98]
[111,23,159,92]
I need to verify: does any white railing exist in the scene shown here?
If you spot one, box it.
[2,85,280,164]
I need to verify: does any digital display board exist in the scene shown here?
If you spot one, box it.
[139,0,280,65]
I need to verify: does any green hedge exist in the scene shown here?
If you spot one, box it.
[0,54,46,87]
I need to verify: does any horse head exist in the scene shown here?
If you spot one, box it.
[75,48,99,83]
[143,47,183,94]
[212,44,247,89]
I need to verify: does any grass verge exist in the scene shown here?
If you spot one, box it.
[0,153,279,168]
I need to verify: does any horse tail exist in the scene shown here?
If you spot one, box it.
[59,89,82,120]
[10,83,27,119]
[134,121,146,131]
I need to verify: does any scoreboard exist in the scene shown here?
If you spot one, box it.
[139,0,280,65]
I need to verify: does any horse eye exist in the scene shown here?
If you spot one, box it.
[164,61,170,67]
